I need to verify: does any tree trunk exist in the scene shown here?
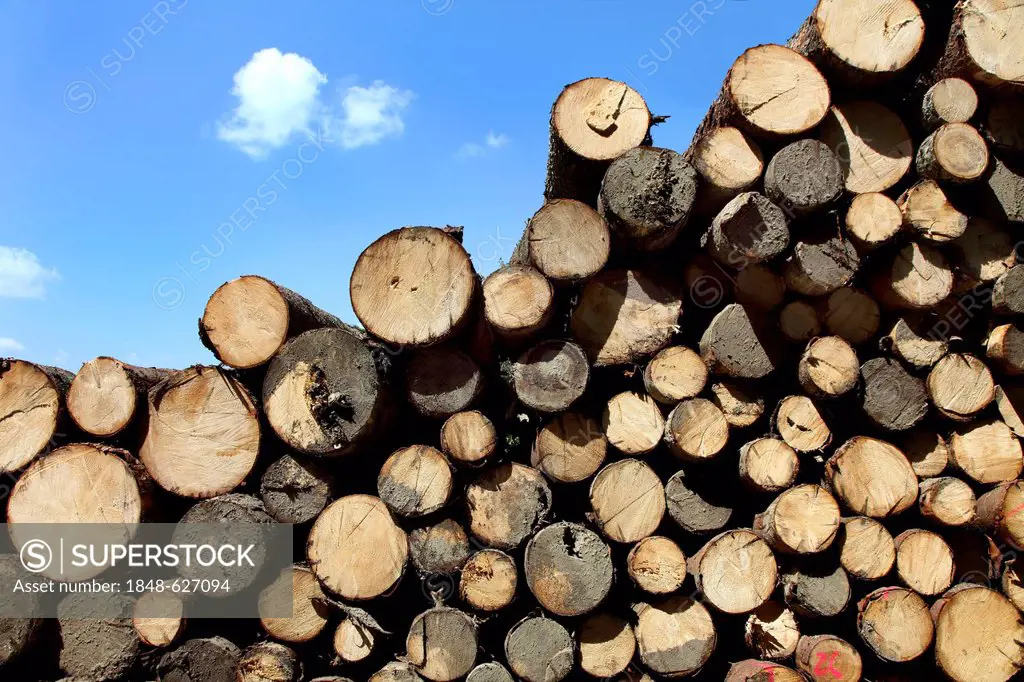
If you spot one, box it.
[738,438,799,493]
[524,522,613,617]
[665,469,734,535]
[511,339,589,412]
[764,140,843,215]
[0,359,71,474]
[825,437,919,518]
[515,199,610,281]
[664,399,730,461]
[919,477,977,527]
[237,642,300,682]
[922,78,978,130]
[706,192,790,268]
[260,454,332,524]
[627,536,687,595]
[578,614,635,679]
[754,484,841,554]
[846,192,902,249]
[440,411,496,464]
[405,607,478,682]
[798,336,859,399]
[836,517,895,580]
[634,596,716,678]
[897,180,969,242]
[405,346,482,418]
[378,445,453,517]
[860,357,929,431]
[894,529,956,596]
[819,101,913,194]
[466,463,551,550]
[504,616,574,682]
[775,395,831,452]
[459,549,517,612]
[156,636,241,682]
[67,357,170,438]
[589,459,665,543]
[481,266,554,341]
[643,346,707,405]
[916,123,990,183]
[857,588,933,663]
[689,530,777,614]
[532,411,607,483]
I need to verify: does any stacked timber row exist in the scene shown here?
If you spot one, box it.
[1,0,1024,680]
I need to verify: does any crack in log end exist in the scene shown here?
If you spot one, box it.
[306,364,355,445]
[561,526,582,559]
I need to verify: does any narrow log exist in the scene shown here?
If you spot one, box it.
[132,591,185,648]
[987,323,1024,375]
[460,550,517,612]
[690,530,777,614]
[860,357,929,432]
[898,180,969,242]
[627,536,687,595]
[512,339,589,412]
[917,123,990,184]
[603,391,664,456]
[350,227,475,347]
[975,480,1024,549]
[665,469,734,535]
[406,607,478,682]
[466,463,551,550]
[504,616,574,682]
[706,192,790,268]
[779,300,821,343]
[795,634,862,682]
[845,193,901,251]
[798,336,859,399]
[894,529,955,596]
[919,477,977,527]
[934,0,1024,90]
[598,146,697,250]
[643,345,707,405]
[664,398,729,461]
[688,126,765,213]
[745,602,800,661]
[517,199,610,281]
[927,353,994,420]
[950,419,1023,484]
[764,139,843,215]
[884,316,949,369]
[378,445,453,517]
[819,101,912,194]
[934,586,1024,682]
[482,265,553,341]
[634,596,716,677]
[260,454,331,525]
[258,565,328,644]
[263,327,388,456]
[409,519,470,575]
[589,459,665,543]
[775,395,831,452]
[570,268,681,366]
[837,517,895,580]
[525,522,613,617]
[826,437,919,518]
[440,411,496,464]
[67,357,169,438]
[578,614,635,679]
[0,359,71,474]
[406,346,482,418]
[333,617,375,664]
[739,438,799,494]
[782,563,851,619]
[901,430,949,479]
[923,78,979,130]
[754,484,840,554]
[784,232,860,297]
[532,411,607,483]
[701,304,779,379]
[307,495,408,601]
[237,642,300,682]
[157,636,241,682]
[57,593,139,680]
[735,263,787,310]
[710,381,764,427]
[545,78,651,205]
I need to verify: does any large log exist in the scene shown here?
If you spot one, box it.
[763,139,843,215]
[824,288,880,345]
[846,192,902,250]
[440,411,496,464]
[739,438,799,493]
[819,101,913,194]
[459,549,517,612]
[664,398,730,461]
[504,616,574,682]
[927,353,994,421]
[481,266,553,341]
[57,593,139,680]
[466,463,551,549]
[775,395,831,453]
[894,529,956,596]
[409,519,470,575]
[132,591,185,648]
[922,78,979,130]
[975,480,1024,548]
[688,126,765,213]
[67,357,169,437]
[603,391,664,456]
[405,346,482,418]
[627,536,687,595]
[700,304,779,379]
[378,445,453,517]
[532,411,607,482]
[237,642,300,682]
[916,123,990,184]
[898,180,969,243]
[837,517,895,580]
[258,565,328,644]
[644,345,707,405]
[784,232,859,296]
[524,522,613,617]
[919,477,977,527]
[0,359,71,475]
[754,484,840,554]
[156,636,241,682]
[950,419,1023,484]
[665,468,734,535]
[934,0,1024,90]
[706,192,790,268]
[634,596,716,678]
[934,586,1024,682]
[260,454,332,525]
[516,199,610,281]
[860,357,929,432]
[405,607,478,682]
[589,459,665,543]
[782,562,851,619]
[745,602,800,661]
[826,437,918,518]
[511,340,589,412]
[690,530,777,614]
[857,588,933,663]
[795,634,862,682]
[578,614,635,679]
[797,336,859,399]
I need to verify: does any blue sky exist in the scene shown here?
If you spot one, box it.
[0,0,815,370]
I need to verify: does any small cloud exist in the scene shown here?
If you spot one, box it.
[336,81,414,149]
[457,131,509,159]
[486,131,509,148]
[0,338,24,353]
[457,142,485,159]
[0,247,59,299]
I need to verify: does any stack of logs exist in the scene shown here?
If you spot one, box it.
[2,0,1024,680]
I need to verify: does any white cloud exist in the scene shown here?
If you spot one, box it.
[217,49,412,157]
[486,131,509,148]
[0,247,59,299]
[458,131,510,159]
[0,338,24,353]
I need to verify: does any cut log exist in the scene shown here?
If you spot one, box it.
[260,454,332,525]
[706,192,790,268]
[545,78,651,205]
[846,192,902,249]
[664,398,729,461]
[951,419,1023,484]
[263,327,388,456]
[603,391,664,456]
[406,607,478,682]
[665,468,734,535]
[726,661,803,682]
[936,586,1024,682]
[798,336,859,399]
[775,395,831,452]
[570,268,681,366]
[819,101,913,194]
[466,664,513,682]
[884,316,949,369]
[466,463,551,550]
[901,431,950,478]
[369,662,422,682]
[518,199,610,281]
[333,616,375,664]
[67,357,169,437]
[406,346,482,418]
[823,291,877,343]
[627,536,687,595]
[598,146,697,250]
[894,529,955,596]
[975,480,1024,549]
[837,517,895,580]
[409,518,470,575]
[693,44,830,139]
[57,593,139,680]
[634,596,716,677]
[881,242,954,310]
[440,411,496,464]
[0,359,70,474]
[689,126,765,212]
[525,522,613,617]
[710,381,764,427]
[504,616,574,682]
[589,459,665,543]
[919,477,977,527]
[700,304,779,379]
[935,0,1024,90]
[764,139,843,215]
[350,227,475,347]
[258,565,328,644]
[532,411,607,483]
[795,634,863,682]
[976,155,1024,224]
[578,613,635,678]
[690,530,777,614]
[745,602,800,661]
[987,323,1024,375]
[953,217,1015,287]
[378,445,453,517]
[826,437,919,518]
[997,384,1024,438]
[734,263,787,310]
[923,78,979,130]
[236,642,300,682]
[788,0,924,83]
[917,123,990,184]
[754,484,841,554]
[482,266,553,340]
[643,346,707,405]
[782,563,851,618]
[739,438,799,493]
[860,357,929,432]
[898,180,969,242]
[307,495,408,600]
[993,265,1024,316]
[512,339,588,413]
[927,353,995,420]
[784,233,860,297]
[156,636,241,682]
[779,300,821,343]
[459,549,517,612]
[132,591,185,648]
